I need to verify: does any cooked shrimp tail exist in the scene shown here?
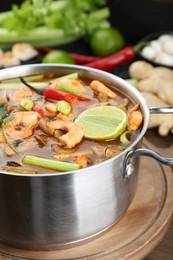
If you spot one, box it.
[47,120,84,148]
[90,80,118,98]
[128,105,143,131]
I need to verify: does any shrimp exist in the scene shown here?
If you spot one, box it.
[0,51,20,68]
[57,112,69,121]
[50,79,86,92]
[45,102,57,113]
[10,87,34,103]
[45,102,57,117]
[12,43,38,61]
[90,80,118,98]
[46,121,84,148]
[4,111,39,139]
[74,155,92,168]
[128,104,143,131]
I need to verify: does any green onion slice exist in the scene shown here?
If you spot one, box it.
[120,131,132,145]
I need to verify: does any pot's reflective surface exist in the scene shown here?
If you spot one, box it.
[0,151,140,249]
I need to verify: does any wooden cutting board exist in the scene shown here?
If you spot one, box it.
[0,130,173,260]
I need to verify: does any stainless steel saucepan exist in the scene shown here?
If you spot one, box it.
[0,64,172,249]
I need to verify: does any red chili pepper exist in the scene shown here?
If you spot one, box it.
[32,103,45,119]
[43,87,78,103]
[43,87,90,103]
[38,47,100,65]
[85,42,148,71]
[64,94,79,103]
[38,47,54,53]
[70,53,100,64]
[76,95,91,101]
[85,46,136,71]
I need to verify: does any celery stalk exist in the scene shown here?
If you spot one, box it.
[23,155,81,172]
[0,27,79,49]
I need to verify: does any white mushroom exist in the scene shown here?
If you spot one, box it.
[141,46,157,60]
[162,40,173,55]
[150,40,162,53]
[154,52,173,66]
[158,34,173,43]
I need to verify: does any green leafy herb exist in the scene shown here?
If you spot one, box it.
[0,107,8,118]
[0,109,18,154]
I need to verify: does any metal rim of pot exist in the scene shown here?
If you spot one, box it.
[0,63,172,179]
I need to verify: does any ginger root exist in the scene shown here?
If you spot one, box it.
[129,61,173,105]
[142,92,173,136]
[129,60,154,80]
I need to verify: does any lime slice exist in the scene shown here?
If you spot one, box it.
[75,106,127,140]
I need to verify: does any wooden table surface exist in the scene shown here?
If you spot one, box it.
[144,129,173,260]
[146,221,173,260]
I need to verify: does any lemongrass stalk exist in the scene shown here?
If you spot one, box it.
[59,72,78,80]
[2,74,44,83]
[0,82,47,89]
[51,73,78,83]
[23,155,81,172]
[57,83,92,99]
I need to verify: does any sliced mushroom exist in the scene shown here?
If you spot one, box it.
[105,147,121,158]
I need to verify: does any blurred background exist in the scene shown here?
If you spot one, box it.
[2,0,173,43]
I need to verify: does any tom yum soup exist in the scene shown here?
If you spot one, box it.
[0,72,143,174]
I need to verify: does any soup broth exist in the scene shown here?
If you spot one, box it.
[0,73,143,174]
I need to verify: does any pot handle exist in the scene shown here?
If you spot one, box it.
[150,107,173,113]
[123,148,173,179]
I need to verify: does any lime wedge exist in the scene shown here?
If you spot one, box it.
[75,106,127,140]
